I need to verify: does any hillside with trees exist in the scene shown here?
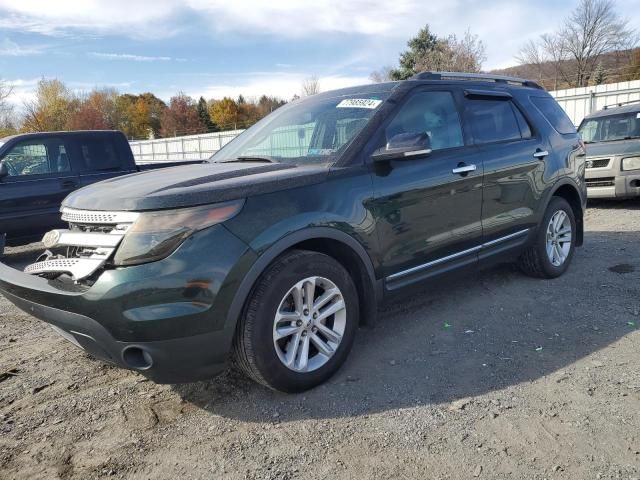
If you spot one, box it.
[372,0,638,91]
[494,0,638,89]
[0,78,288,140]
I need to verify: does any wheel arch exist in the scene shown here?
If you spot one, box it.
[547,179,585,247]
[225,227,380,333]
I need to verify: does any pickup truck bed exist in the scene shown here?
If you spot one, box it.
[0,130,205,249]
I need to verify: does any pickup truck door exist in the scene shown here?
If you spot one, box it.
[367,88,484,290]
[71,132,138,189]
[0,137,78,243]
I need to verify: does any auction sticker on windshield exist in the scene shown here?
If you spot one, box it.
[336,98,382,109]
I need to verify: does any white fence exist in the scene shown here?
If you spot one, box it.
[130,130,244,163]
[550,80,640,126]
[129,80,640,163]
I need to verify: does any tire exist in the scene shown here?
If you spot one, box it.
[233,249,359,393]
[518,196,576,279]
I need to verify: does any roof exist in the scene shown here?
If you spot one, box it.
[584,101,640,120]
[0,130,123,144]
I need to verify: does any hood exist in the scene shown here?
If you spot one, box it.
[63,161,330,211]
[586,139,640,158]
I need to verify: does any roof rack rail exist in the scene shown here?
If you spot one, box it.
[603,99,640,110]
[410,71,544,90]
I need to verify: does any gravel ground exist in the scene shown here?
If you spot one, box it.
[1,201,639,480]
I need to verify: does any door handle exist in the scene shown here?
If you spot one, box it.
[533,149,549,159]
[452,164,477,175]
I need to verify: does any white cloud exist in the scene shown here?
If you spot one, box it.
[0,1,639,72]
[188,72,371,101]
[0,38,44,56]
[89,52,173,62]
[0,0,182,38]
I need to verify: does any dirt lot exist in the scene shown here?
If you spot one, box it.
[1,201,639,480]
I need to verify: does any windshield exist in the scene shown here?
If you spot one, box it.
[578,111,640,143]
[211,93,389,165]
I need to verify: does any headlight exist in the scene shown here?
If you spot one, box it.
[113,200,244,266]
[622,156,640,171]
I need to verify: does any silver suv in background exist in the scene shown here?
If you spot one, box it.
[578,101,640,199]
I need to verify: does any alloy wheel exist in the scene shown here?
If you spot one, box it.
[272,276,346,372]
[545,210,572,267]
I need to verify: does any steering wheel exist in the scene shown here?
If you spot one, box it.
[2,160,19,176]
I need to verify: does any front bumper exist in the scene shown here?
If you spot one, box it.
[585,156,640,199]
[0,225,257,383]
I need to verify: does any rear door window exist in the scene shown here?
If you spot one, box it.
[465,98,523,144]
[76,136,125,171]
[531,96,576,134]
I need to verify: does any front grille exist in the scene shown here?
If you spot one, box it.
[24,208,139,281]
[586,158,610,169]
[586,177,615,188]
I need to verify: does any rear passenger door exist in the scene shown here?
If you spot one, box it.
[0,137,77,242]
[369,88,484,289]
[72,133,137,189]
[460,90,549,259]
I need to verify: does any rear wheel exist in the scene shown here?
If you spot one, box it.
[518,196,576,278]
[234,250,359,392]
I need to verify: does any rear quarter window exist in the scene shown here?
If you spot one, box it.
[465,98,523,144]
[531,96,576,134]
[76,136,124,171]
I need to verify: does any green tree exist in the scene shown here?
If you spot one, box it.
[115,93,166,139]
[197,96,215,132]
[22,78,78,132]
[390,25,439,80]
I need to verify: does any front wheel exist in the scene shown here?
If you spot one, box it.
[518,196,576,279]
[234,250,359,392]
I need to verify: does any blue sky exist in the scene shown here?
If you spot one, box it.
[1,0,639,106]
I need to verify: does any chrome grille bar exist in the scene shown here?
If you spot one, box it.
[43,230,123,248]
[60,207,139,224]
[25,207,139,281]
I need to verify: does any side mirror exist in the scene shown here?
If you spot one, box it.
[371,132,432,162]
[0,161,8,180]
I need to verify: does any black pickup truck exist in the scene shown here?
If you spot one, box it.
[0,130,203,250]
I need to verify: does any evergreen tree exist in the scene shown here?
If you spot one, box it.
[592,62,607,85]
[197,96,215,131]
[389,25,439,80]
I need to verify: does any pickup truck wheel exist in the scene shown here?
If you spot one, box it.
[518,196,576,279]
[234,249,359,393]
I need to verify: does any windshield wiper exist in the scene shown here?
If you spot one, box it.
[223,156,277,163]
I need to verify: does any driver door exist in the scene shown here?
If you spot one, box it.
[0,137,78,243]
[368,88,484,289]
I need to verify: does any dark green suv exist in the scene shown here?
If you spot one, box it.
[0,72,586,392]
